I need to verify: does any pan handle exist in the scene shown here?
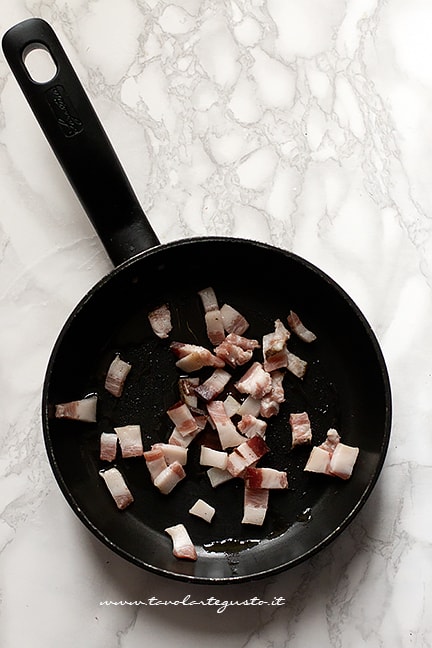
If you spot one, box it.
[2,18,160,266]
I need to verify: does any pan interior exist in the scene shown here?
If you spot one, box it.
[43,238,390,582]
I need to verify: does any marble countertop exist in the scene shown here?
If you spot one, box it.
[1,1,431,646]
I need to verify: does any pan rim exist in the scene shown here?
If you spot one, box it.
[41,235,392,583]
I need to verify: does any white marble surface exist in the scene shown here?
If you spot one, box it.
[1,0,432,646]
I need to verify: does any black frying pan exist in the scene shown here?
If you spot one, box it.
[2,18,391,583]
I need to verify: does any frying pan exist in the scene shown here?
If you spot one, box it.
[2,18,391,583]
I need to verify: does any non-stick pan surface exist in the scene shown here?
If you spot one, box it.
[3,19,391,583]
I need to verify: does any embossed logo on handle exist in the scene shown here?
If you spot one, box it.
[46,85,83,137]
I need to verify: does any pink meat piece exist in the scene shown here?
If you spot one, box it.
[152,443,188,466]
[304,429,358,479]
[235,362,272,400]
[304,446,332,474]
[286,351,307,379]
[260,370,285,418]
[290,412,312,448]
[100,432,118,462]
[148,303,173,339]
[105,355,132,397]
[214,339,253,368]
[262,319,290,372]
[237,414,267,439]
[153,461,186,494]
[114,424,143,458]
[198,287,225,345]
[320,428,341,453]
[170,342,225,371]
[329,443,359,480]
[168,426,201,448]
[245,467,288,489]
[225,333,260,351]
[194,368,231,401]
[144,447,168,481]
[220,303,249,335]
[167,401,199,436]
[242,487,269,526]
[178,377,199,408]
[99,467,134,510]
[55,395,97,423]
[206,400,245,449]
[287,310,317,343]
[165,524,197,561]
[226,436,269,477]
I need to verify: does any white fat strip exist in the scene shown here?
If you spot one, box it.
[207,467,235,488]
[189,499,215,523]
[200,446,228,470]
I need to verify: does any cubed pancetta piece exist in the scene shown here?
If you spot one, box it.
[225,333,260,351]
[115,424,143,458]
[104,355,132,397]
[143,447,168,481]
[235,362,272,400]
[329,443,359,480]
[260,370,285,418]
[167,401,198,436]
[214,339,253,367]
[152,443,188,466]
[206,400,245,449]
[286,352,307,379]
[226,436,270,477]
[214,333,260,367]
[262,319,290,372]
[237,395,261,417]
[99,467,134,510]
[290,412,312,448]
[287,310,317,343]
[178,377,199,408]
[237,414,267,439]
[55,394,97,423]
[168,426,201,447]
[223,394,241,418]
[304,429,358,479]
[207,466,235,487]
[153,461,186,494]
[148,303,173,339]
[198,287,225,345]
[220,303,249,335]
[304,446,332,474]
[245,467,288,489]
[189,499,215,523]
[200,445,228,470]
[170,342,225,371]
[194,368,231,401]
[100,432,117,462]
[242,487,269,526]
[165,523,197,560]
[320,428,341,453]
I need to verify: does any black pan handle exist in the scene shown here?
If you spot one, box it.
[2,18,160,266]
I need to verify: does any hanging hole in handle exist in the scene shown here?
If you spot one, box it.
[23,43,57,83]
